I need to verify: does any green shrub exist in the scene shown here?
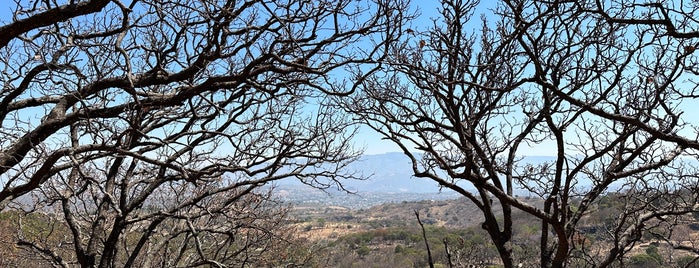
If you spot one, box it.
[629,254,661,268]
[677,255,699,268]
[645,245,663,264]
[356,245,371,256]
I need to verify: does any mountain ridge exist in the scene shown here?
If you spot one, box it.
[276,152,559,194]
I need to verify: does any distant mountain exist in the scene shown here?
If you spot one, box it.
[273,153,699,208]
[276,152,559,194]
[277,152,448,193]
[341,152,449,193]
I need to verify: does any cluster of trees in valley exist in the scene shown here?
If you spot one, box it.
[2,0,699,267]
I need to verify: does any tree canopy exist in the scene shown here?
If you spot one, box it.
[0,0,408,266]
[342,0,699,267]
[4,0,699,267]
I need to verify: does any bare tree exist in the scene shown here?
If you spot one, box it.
[342,0,699,267]
[1,187,306,267]
[0,0,408,266]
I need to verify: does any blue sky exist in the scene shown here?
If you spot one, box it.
[4,1,695,158]
[354,0,699,157]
